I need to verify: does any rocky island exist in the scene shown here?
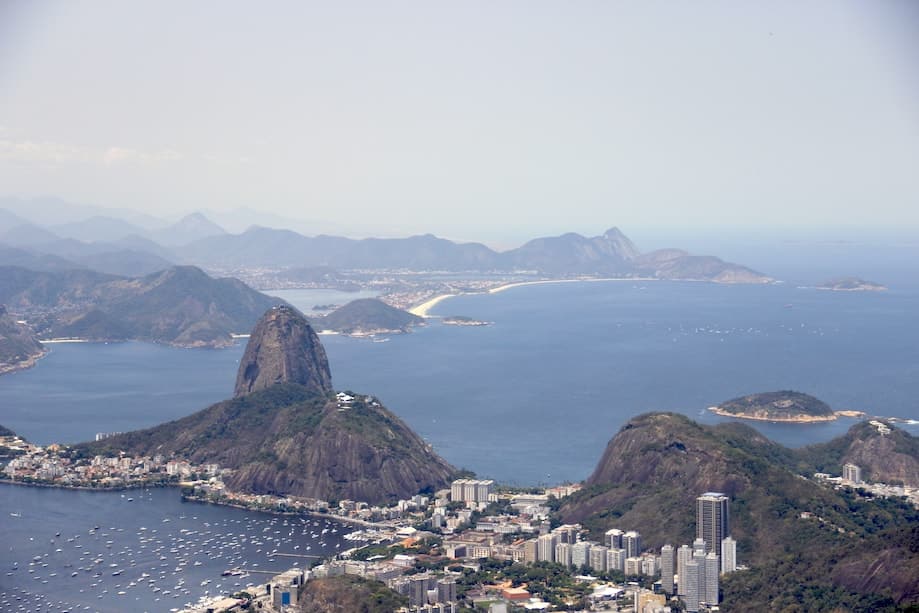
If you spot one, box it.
[816,277,887,291]
[708,390,852,422]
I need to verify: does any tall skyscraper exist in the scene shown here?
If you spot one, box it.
[697,492,730,559]
[683,558,701,612]
[677,544,693,596]
[660,544,675,595]
[704,552,720,604]
[721,537,737,574]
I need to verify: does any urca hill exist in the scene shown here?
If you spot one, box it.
[560,413,919,610]
[79,305,455,504]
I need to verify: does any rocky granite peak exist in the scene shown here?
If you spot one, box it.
[234,306,332,398]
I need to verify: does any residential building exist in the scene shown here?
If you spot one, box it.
[843,463,862,484]
[571,541,591,568]
[660,544,675,595]
[589,544,608,572]
[721,536,737,574]
[683,558,701,613]
[704,552,720,605]
[623,530,642,557]
[537,533,557,563]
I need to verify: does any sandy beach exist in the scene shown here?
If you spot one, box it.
[409,277,657,317]
[487,277,655,295]
[409,293,457,317]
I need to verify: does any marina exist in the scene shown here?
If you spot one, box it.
[0,484,364,613]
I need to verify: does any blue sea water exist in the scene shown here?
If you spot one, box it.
[2,281,917,485]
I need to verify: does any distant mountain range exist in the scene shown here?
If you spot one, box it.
[172,225,769,281]
[0,198,771,281]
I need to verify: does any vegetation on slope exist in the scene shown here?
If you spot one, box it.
[75,383,456,505]
[0,265,281,347]
[311,298,423,334]
[560,413,919,608]
[715,390,835,420]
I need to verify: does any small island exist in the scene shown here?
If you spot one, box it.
[310,298,424,337]
[817,277,887,292]
[442,315,491,327]
[709,390,862,423]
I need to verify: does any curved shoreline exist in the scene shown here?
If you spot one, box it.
[409,277,657,317]
[408,293,457,317]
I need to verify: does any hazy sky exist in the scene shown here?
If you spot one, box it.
[1,1,917,242]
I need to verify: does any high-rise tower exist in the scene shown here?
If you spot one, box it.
[697,492,730,559]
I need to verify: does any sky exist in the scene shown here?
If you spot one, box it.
[0,1,917,244]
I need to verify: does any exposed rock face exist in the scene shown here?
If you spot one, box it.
[234,306,332,398]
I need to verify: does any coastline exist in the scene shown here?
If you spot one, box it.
[488,276,655,295]
[0,478,389,529]
[0,348,49,376]
[408,293,457,317]
[409,277,657,318]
